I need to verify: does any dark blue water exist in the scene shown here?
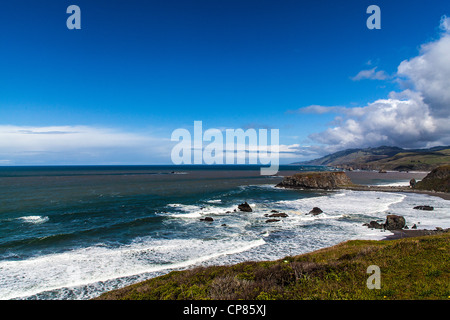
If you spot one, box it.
[0,165,329,299]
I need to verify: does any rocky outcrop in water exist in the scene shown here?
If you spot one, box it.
[276,171,353,190]
[414,165,450,192]
[363,221,384,229]
[384,215,406,230]
[308,207,323,216]
[413,205,434,211]
[364,215,406,230]
[265,212,289,218]
[238,202,252,212]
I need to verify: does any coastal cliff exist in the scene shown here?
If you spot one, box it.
[276,171,354,190]
[414,165,450,193]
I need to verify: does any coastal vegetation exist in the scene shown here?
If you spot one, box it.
[96,233,450,300]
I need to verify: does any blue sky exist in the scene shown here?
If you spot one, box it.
[0,0,449,165]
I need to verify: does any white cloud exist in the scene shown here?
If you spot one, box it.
[308,90,446,151]
[0,125,173,165]
[300,18,450,155]
[440,15,450,32]
[0,125,303,165]
[397,24,450,117]
[351,67,389,81]
[291,105,366,117]
[291,105,345,114]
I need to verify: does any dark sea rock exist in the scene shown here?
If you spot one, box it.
[238,202,252,212]
[276,171,353,190]
[363,221,384,229]
[364,215,407,230]
[414,165,450,192]
[265,219,280,223]
[413,205,434,211]
[384,215,406,230]
[267,212,289,218]
[200,217,214,222]
[308,207,323,215]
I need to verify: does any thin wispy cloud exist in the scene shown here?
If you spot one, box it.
[0,125,173,165]
[288,105,365,117]
[351,67,389,81]
[440,15,450,32]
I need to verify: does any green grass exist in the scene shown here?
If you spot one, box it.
[374,150,450,170]
[325,148,450,171]
[95,233,450,300]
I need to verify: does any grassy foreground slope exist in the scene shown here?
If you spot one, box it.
[96,233,449,300]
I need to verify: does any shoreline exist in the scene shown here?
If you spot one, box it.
[341,185,450,200]
[344,170,450,199]
[275,183,450,200]
[277,170,450,200]
[276,169,450,239]
[382,228,450,240]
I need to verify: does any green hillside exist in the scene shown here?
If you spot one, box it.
[295,146,450,171]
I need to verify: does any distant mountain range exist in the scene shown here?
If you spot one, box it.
[293,146,450,171]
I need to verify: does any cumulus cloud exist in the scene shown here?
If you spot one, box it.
[397,17,450,117]
[301,18,450,154]
[351,67,389,81]
[308,90,447,151]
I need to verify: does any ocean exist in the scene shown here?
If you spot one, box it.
[0,165,448,300]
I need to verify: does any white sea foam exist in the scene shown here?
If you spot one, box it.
[276,190,406,217]
[387,192,450,230]
[0,237,265,300]
[4,187,448,300]
[169,212,203,218]
[206,199,222,204]
[166,202,238,218]
[18,216,49,224]
[206,189,449,268]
